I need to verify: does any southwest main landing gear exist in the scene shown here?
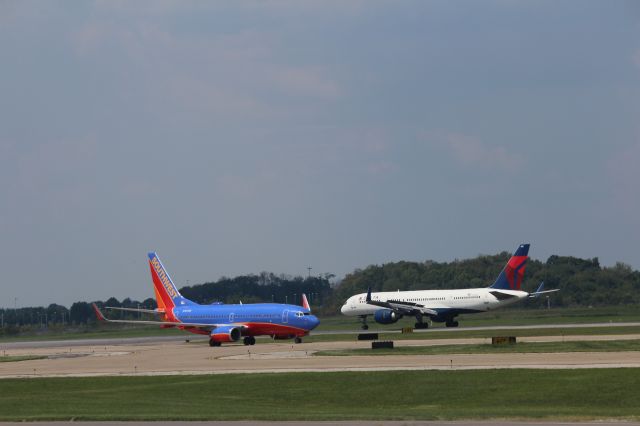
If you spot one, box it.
[243,336,256,345]
[294,337,302,344]
[209,339,221,347]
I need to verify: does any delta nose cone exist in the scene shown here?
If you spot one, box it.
[340,303,348,314]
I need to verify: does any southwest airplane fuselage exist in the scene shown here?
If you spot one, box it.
[93,252,320,347]
[170,303,318,339]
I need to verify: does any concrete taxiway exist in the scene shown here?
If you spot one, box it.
[1,333,639,378]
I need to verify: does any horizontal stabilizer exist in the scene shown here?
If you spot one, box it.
[91,303,240,330]
[528,289,560,298]
[528,281,560,298]
[104,306,163,315]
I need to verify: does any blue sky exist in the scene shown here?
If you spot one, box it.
[1,1,639,307]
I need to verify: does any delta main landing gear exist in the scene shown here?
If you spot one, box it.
[414,314,429,329]
[445,319,459,328]
[243,336,256,345]
[359,315,369,330]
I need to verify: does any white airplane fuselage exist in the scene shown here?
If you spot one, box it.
[340,287,528,318]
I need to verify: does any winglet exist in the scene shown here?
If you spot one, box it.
[535,281,545,293]
[92,303,106,322]
[366,287,372,302]
[302,293,311,311]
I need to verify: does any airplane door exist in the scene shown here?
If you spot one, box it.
[229,312,235,322]
[483,292,491,310]
[282,310,289,324]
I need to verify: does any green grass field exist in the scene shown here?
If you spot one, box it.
[0,369,639,421]
[315,339,640,356]
[0,325,186,343]
[0,355,46,363]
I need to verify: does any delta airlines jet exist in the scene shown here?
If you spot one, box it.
[340,244,557,329]
[93,252,320,346]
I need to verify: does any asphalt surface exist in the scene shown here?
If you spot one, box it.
[1,422,640,426]
[319,321,640,335]
[1,333,639,378]
[2,321,640,350]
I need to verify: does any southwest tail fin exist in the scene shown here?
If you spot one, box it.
[301,294,311,311]
[489,244,530,290]
[148,252,195,311]
[92,303,106,322]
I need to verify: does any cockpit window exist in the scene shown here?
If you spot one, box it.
[295,311,304,317]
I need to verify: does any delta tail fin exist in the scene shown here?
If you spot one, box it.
[148,252,196,310]
[489,244,530,290]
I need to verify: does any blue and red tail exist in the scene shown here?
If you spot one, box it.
[148,252,195,317]
[489,244,530,290]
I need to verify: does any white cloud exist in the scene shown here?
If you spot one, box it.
[69,11,342,124]
[633,49,640,70]
[445,133,523,172]
[272,66,341,100]
[607,140,640,218]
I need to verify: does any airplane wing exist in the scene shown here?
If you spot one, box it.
[365,288,439,317]
[92,304,245,331]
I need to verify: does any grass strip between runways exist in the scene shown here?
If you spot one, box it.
[314,339,640,356]
[0,355,46,363]
[0,369,639,421]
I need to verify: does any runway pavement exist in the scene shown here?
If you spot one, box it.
[3,320,640,350]
[1,423,640,426]
[1,333,639,378]
[316,321,640,335]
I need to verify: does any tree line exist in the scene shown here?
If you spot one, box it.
[2,252,639,333]
[330,252,640,312]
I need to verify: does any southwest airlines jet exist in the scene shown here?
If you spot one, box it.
[340,244,557,329]
[93,252,320,346]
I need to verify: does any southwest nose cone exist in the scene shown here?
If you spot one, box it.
[308,314,320,330]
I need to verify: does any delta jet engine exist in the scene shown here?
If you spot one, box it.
[373,309,403,324]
